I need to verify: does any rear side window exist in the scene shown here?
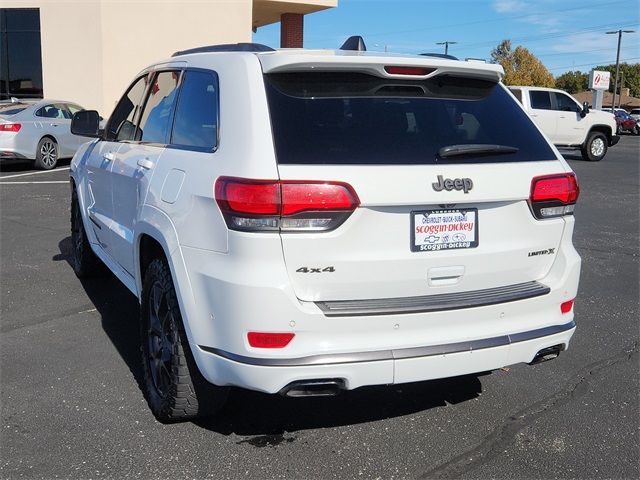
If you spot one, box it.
[138,71,180,144]
[265,72,555,165]
[530,91,552,110]
[35,104,65,119]
[171,70,218,150]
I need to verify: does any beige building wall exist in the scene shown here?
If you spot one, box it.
[3,0,335,116]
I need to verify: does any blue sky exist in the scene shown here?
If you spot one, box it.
[253,0,639,76]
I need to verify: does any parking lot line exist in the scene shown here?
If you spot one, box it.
[0,166,70,180]
[0,181,69,185]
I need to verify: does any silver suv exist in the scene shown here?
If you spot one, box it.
[70,40,581,422]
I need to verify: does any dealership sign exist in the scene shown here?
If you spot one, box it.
[589,70,611,90]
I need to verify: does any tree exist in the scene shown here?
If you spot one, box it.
[491,40,555,87]
[555,71,589,93]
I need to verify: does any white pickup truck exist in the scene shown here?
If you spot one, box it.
[509,86,619,161]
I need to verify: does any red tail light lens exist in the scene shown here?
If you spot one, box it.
[215,177,360,232]
[384,66,435,76]
[560,299,574,314]
[529,173,579,219]
[0,123,21,132]
[248,332,295,348]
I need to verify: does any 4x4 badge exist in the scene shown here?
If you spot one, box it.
[432,175,473,193]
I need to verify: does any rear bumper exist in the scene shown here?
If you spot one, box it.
[194,322,576,393]
[0,150,29,160]
[609,135,620,146]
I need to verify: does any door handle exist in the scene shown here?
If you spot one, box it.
[103,152,115,162]
[50,123,59,127]
[137,158,154,170]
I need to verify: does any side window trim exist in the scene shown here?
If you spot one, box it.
[167,67,220,153]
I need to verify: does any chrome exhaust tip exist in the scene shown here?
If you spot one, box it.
[529,344,564,365]
[279,379,345,397]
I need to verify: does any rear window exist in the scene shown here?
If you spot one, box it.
[0,103,28,116]
[265,72,555,165]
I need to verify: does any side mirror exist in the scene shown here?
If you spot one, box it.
[71,110,101,138]
[580,102,590,118]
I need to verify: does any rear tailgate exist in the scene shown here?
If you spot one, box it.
[277,163,566,302]
[261,58,572,303]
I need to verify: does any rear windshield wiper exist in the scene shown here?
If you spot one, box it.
[438,144,519,158]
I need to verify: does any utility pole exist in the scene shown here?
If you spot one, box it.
[606,29,635,110]
[436,41,457,55]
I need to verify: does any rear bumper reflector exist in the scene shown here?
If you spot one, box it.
[315,281,550,317]
[199,320,575,367]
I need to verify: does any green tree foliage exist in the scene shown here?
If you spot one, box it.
[554,71,589,93]
[490,40,555,87]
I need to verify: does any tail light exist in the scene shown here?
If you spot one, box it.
[529,173,579,219]
[215,177,360,232]
[0,123,21,132]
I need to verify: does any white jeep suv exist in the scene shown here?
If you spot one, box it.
[69,40,581,421]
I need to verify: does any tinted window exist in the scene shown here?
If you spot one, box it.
[35,104,65,119]
[66,103,83,117]
[0,9,43,99]
[107,75,148,141]
[265,72,555,165]
[554,92,578,112]
[511,88,523,103]
[0,103,28,115]
[171,70,218,150]
[138,71,179,144]
[530,91,552,110]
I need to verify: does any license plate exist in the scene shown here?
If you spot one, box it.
[411,209,478,252]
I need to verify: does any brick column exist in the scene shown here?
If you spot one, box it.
[280,13,304,48]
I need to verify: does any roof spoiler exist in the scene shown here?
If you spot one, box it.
[340,36,367,52]
[172,43,275,57]
[420,52,459,61]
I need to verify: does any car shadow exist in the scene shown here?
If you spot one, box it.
[0,157,71,173]
[57,236,484,438]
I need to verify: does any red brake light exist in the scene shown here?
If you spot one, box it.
[215,177,360,232]
[281,182,359,216]
[561,299,574,314]
[529,173,579,219]
[0,123,21,132]
[248,332,295,348]
[384,66,435,76]
[220,180,280,215]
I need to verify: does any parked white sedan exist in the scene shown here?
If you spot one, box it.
[0,99,96,169]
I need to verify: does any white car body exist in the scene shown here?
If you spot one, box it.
[629,108,640,122]
[508,86,618,159]
[0,99,93,166]
[70,47,581,402]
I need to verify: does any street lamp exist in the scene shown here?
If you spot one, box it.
[606,29,635,109]
[436,41,457,55]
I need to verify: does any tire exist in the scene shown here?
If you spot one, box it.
[581,132,607,162]
[70,188,104,277]
[140,258,227,422]
[634,126,640,136]
[35,137,59,170]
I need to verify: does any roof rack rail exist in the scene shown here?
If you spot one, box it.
[340,36,367,52]
[172,43,275,57]
[420,52,459,60]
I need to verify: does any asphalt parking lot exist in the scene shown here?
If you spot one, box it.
[1,138,638,479]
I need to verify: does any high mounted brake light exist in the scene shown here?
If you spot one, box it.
[529,173,579,219]
[215,177,360,232]
[384,66,435,76]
